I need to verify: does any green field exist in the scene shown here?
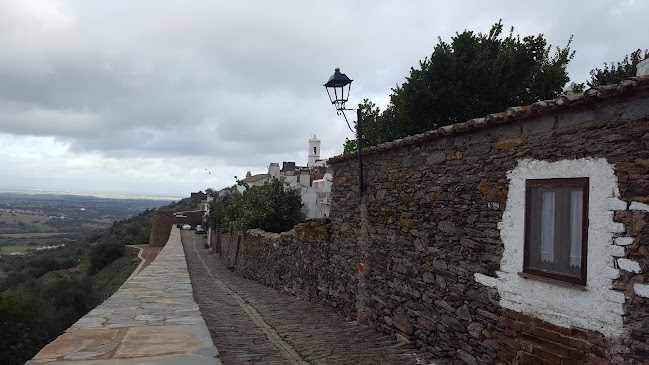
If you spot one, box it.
[0,245,34,254]
[0,232,69,238]
[0,211,56,233]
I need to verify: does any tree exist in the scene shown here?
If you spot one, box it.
[211,178,305,233]
[87,238,124,275]
[344,21,575,152]
[588,49,649,87]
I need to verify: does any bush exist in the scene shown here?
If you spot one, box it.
[28,257,60,278]
[211,178,305,233]
[133,228,151,245]
[87,239,124,275]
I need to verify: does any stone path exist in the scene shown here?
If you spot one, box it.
[27,227,221,365]
[182,230,442,365]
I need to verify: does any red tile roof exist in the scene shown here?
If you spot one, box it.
[241,174,269,183]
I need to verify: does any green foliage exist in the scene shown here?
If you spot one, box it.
[588,48,649,87]
[134,227,151,245]
[0,290,57,364]
[165,197,196,210]
[209,191,243,230]
[211,178,305,233]
[571,82,586,94]
[0,278,97,364]
[91,256,137,302]
[45,276,97,316]
[87,239,124,275]
[0,271,31,291]
[344,21,575,152]
[0,205,150,363]
[0,242,88,284]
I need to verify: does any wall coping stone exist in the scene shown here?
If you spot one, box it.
[329,75,649,163]
[27,227,221,365]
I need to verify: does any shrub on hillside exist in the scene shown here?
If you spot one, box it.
[87,239,124,275]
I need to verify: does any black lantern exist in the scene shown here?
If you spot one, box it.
[323,68,364,195]
[324,68,353,111]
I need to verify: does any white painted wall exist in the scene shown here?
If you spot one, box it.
[269,163,280,178]
[637,58,649,76]
[308,135,320,168]
[236,184,245,194]
[301,186,317,218]
[475,158,632,338]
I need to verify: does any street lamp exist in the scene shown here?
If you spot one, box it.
[324,68,364,195]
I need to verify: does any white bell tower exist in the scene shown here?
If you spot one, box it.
[308,134,320,168]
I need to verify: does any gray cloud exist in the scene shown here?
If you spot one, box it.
[0,0,646,196]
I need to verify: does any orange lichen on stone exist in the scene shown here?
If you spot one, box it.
[480,184,491,195]
[494,137,526,151]
[398,213,412,230]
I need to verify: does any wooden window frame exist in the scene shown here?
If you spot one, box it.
[523,178,589,286]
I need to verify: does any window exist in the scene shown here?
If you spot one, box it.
[524,178,589,285]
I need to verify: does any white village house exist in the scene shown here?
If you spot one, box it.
[236,135,332,218]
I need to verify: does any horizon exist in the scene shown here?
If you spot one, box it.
[0,187,183,201]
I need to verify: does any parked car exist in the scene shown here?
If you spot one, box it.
[182,224,192,230]
[195,225,206,234]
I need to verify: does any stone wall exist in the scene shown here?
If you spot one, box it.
[218,219,359,315]
[149,210,204,247]
[218,77,649,364]
[124,245,142,258]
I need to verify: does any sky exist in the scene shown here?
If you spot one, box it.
[0,0,645,198]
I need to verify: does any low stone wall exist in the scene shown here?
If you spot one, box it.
[219,79,649,364]
[218,219,357,313]
[149,210,204,247]
[124,245,141,257]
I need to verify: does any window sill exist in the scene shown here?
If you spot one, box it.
[517,272,587,290]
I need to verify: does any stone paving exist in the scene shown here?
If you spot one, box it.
[182,230,444,365]
[26,227,221,365]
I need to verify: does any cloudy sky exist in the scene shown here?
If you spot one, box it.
[0,1,645,198]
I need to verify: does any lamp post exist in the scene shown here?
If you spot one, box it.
[324,68,364,195]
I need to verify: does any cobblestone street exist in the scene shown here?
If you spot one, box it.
[181,231,442,365]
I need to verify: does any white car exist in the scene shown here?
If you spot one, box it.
[182,224,192,230]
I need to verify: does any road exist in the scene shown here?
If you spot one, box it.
[181,230,442,365]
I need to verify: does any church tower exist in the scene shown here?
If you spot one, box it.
[307,134,320,168]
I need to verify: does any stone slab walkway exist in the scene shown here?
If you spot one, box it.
[182,230,444,365]
[27,227,221,365]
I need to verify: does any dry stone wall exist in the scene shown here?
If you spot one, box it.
[218,78,649,364]
[219,219,359,317]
